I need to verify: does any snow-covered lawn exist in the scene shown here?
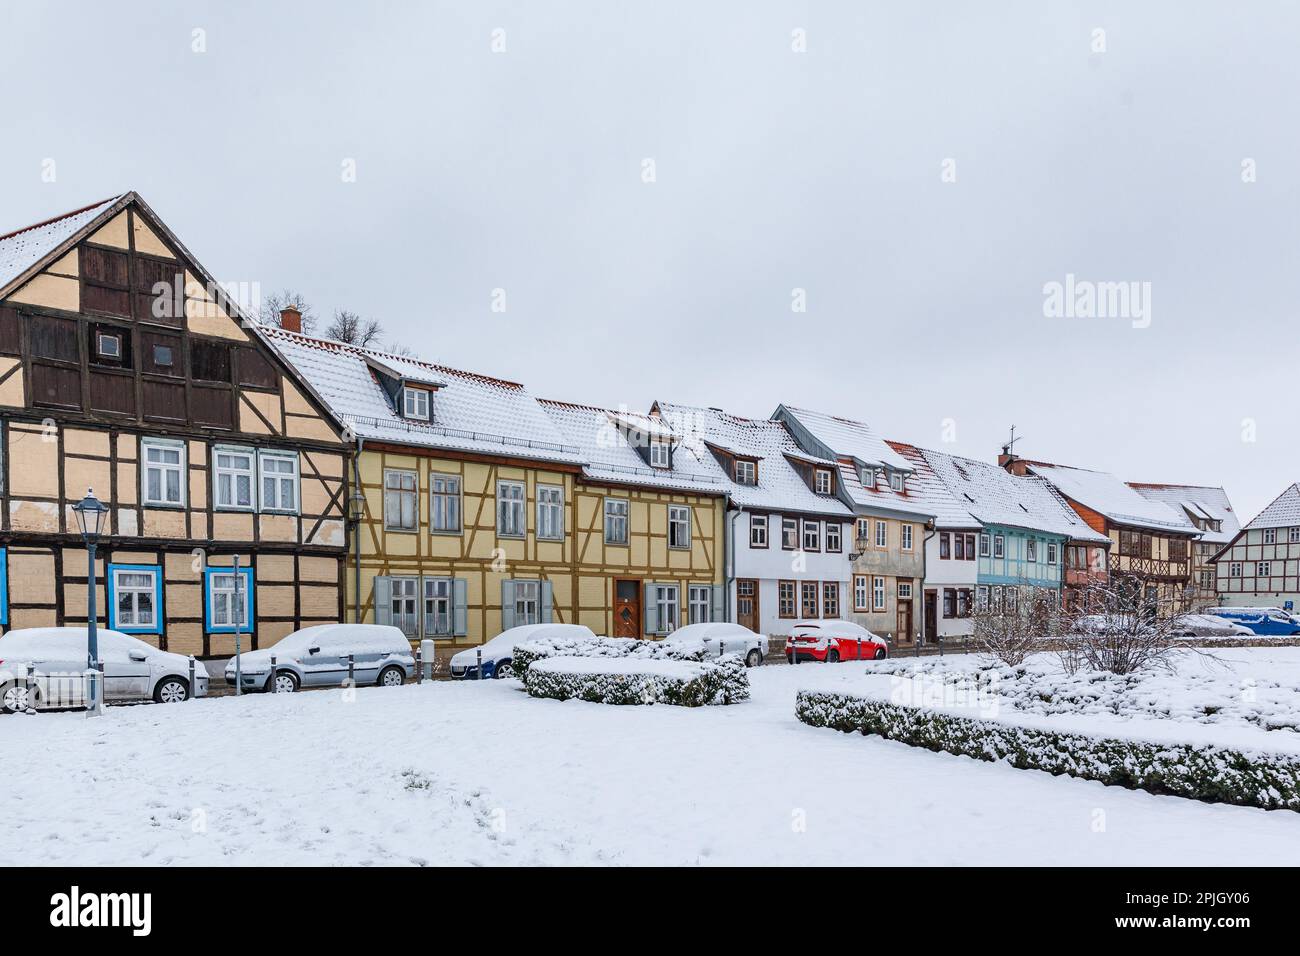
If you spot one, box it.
[5,649,1300,866]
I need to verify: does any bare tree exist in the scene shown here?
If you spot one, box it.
[1060,577,1189,675]
[259,289,316,333]
[971,586,1067,666]
[384,340,415,357]
[325,309,384,349]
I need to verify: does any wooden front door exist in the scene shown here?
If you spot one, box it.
[736,579,758,632]
[614,579,641,638]
[924,591,937,643]
[897,598,914,645]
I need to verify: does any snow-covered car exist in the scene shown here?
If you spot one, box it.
[1204,607,1300,637]
[225,624,414,693]
[661,622,768,667]
[0,627,208,713]
[450,623,596,680]
[785,619,888,663]
[1169,614,1254,638]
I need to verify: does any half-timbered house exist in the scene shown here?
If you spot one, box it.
[1210,482,1300,612]
[1127,482,1239,608]
[0,194,349,657]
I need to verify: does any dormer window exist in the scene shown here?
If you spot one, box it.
[97,331,122,359]
[402,386,430,420]
[890,471,905,492]
[649,439,670,469]
[734,459,757,486]
[814,468,832,495]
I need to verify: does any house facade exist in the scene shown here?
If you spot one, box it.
[652,402,853,638]
[0,194,349,657]
[1128,482,1238,608]
[1211,482,1300,612]
[774,406,934,644]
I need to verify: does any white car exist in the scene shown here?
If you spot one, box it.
[1170,614,1254,638]
[0,627,208,713]
[450,623,597,679]
[662,622,768,667]
[225,624,414,693]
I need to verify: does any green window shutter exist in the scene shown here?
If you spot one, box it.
[644,588,660,635]
[501,580,516,632]
[711,585,725,623]
[372,576,392,626]
[541,580,554,623]
[453,578,468,636]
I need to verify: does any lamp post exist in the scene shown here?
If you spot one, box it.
[72,488,108,717]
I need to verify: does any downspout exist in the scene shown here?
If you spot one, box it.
[352,436,365,623]
[726,504,744,622]
[921,519,937,644]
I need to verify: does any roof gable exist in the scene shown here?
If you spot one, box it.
[1243,482,1300,531]
[1026,462,1198,534]
[0,195,127,297]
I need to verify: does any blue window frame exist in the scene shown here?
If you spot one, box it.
[203,566,255,634]
[106,563,163,634]
[0,548,8,626]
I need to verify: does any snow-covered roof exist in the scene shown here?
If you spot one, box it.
[362,352,447,389]
[1242,483,1300,531]
[885,442,980,530]
[1127,483,1240,545]
[1024,462,1198,535]
[652,402,852,517]
[538,399,727,495]
[0,195,125,294]
[918,449,1109,543]
[775,405,912,472]
[262,326,584,466]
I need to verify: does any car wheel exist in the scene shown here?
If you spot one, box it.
[745,649,762,668]
[826,649,840,663]
[873,647,887,660]
[1,682,32,714]
[268,671,299,694]
[378,665,405,688]
[493,659,515,680]
[153,676,189,704]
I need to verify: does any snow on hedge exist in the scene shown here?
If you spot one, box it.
[796,684,1300,812]
[517,634,749,706]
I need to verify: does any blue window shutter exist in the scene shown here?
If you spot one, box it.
[711,585,724,623]
[541,581,554,623]
[501,580,516,631]
[644,589,659,635]
[453,578,468,636]
[373,576,392,626]
[0,548,8,626]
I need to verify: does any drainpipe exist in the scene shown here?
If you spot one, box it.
[352,436,365,624]
[726,505,744,622]
[921,520,936,643]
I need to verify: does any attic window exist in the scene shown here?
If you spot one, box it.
[402,386,430,420]
[814,468,832,495]
[649,440,670,469]
[890,472,905,493]
[96,331,122,359]
[734,459,757,486]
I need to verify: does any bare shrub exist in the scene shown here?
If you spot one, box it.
[972,587,1068,666]
[1062,578,1189,675]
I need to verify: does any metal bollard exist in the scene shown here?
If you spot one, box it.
[347,654,355,684]
[720,639,726,657]
[270,655,278,693]
[420,639,434,682]
[188,656,195,696]
[476,648,483,681]
[857,636,862,661]
[415,645,423,684]
[938,635,944,657]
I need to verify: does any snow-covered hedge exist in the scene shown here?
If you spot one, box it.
[796,690,1300,812]
[517,635,749,705]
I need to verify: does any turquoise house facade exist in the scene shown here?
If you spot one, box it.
[977,525,1065,590]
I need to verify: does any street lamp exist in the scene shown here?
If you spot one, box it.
[72,487,109,717]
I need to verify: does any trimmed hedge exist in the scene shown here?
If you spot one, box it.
[527,658,719,707]
[796,690,1300,812]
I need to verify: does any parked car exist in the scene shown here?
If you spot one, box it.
[785,619,888,663]
[1204,607,1300,637]
[0,627,208,713]
[450,623,596,680]
[662,622,768,667]
[1168,614,1254,638]
[225,624,414,693]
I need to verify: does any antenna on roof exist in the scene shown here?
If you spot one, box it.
[998,425,1022,471]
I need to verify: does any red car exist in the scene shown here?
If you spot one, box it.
[785,619,889,663]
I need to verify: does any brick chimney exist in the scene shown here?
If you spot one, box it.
[279,306,302,333]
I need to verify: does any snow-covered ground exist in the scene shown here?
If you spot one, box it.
[6,649,1300,866]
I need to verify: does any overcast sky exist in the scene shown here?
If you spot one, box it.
[3,1,1296,521]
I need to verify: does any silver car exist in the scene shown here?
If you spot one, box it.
[0,627,209,712]
[225,624,414,693]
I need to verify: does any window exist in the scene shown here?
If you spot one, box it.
[204,566,254,633]
[384,470,418,531]
[826,523,841,552]
[875,520,887,548]
[604,497,629,545]
[782,516,798,550]
[142,438,185,506]
[822,582,839,617]
[993,535,1005,558]
[814,469,832,494]
[939,533,951,560]
[750,514,768,548]
[964,534,976,560]
[976,585,989,612]
[854,575,868,611]
[1026,539,1037,561]
[513,580,542,626]
[402,387,430,420]
[802,519,820,552]
[943,588,956,618]
[497,481,526,537]
[954,533,966,560]
[258,450,298,514]
[957,589,972,618]
[1006,587,1019,613]
[801,582,819,618]
[979,533,991,557]
[1290,527,1300,544]
[890,472,904,492]
[152,344,174,367]
[779,580,796,618]
[423,577,454,636]
[535,484,564,540]
[108,565,161,633]
[1263,528,1277,545]
[668,505,692,549]
[651,584,679,633]
[1047,542,1058,564]
[649,440,670,469]
[901,523,913,551]
[389,577,419,636]
[1257,561,1271,577]
[213,446,255,510]
[872,577,886,611]
[430,474,462,534]
[1229,562,1242,578]
[689,584,712,623]
[96,330,122,359]
[856,518,870,543]
[897,582,912,599]
[734,459,756,486]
